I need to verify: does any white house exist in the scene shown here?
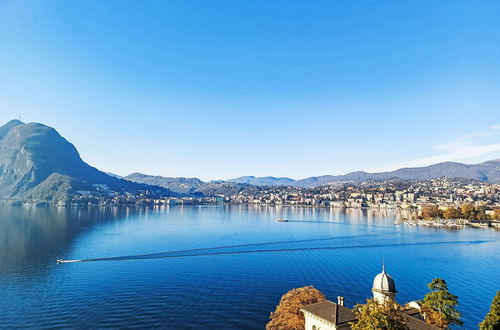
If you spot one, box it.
[301,266,439,330]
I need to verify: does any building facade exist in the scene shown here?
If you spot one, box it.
[301,267,438,330]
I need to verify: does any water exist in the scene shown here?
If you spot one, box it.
[0,205,498,329]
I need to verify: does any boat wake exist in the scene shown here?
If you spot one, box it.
[56,239,488,264]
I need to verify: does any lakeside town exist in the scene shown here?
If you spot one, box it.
[13,177,500,229]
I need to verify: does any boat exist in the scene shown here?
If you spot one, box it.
[275,219,288,223]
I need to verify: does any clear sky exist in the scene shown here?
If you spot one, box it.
[1,1,500,180]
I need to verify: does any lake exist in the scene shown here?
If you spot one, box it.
[0,205,498,329]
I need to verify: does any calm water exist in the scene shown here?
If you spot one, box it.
[0,205,498,329]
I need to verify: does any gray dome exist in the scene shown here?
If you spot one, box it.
[372,268,397,293]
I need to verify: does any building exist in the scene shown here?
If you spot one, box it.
[372,264,397,304]
[301,297,355,330]
[301,267,439,330]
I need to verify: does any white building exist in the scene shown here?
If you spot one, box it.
[372,264,397,304]
[301,267,438,330]
[301,296,354,330]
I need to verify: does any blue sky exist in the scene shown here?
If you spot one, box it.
[1,0,499,180]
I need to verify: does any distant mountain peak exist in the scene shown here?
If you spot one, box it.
[4,119,24,126]
[0,119,25,140]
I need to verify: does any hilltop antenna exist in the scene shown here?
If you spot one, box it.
[18,113,22,121]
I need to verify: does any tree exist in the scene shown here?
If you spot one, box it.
[350,298,408,330]
[421,278,463,328]
[443,207,461,220]
[421,205,442,219]
[475,206,488,221]
[266,286,326,330]
[479,291,500,330]
[460,204,476,220]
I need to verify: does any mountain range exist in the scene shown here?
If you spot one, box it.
[228,159,500,187]
[0,119,499,202]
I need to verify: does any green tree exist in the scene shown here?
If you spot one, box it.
[350,298,409,330]
[479,291,500,330]
[266,286,326,330]
[421,278,463,328]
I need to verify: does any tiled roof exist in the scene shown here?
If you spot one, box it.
[403,309,441,330]
[302,302,440,330]
[301,300,356,325]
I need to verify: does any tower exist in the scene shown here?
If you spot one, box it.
[372,264,397,304]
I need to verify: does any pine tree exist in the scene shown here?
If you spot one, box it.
[479,291,500,330]
[350,298,409,330]
[421,278,463,328]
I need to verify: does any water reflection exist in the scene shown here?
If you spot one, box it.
[0,205,138,276]
[0,205,401,276]
[0,205,497,329]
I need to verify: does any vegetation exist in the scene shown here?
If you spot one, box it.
[420,204,497,221]
[479,291,500,330]
[350,298,408,330]
[421,205,443,220]
[266,286,325,330]
[421,278,462,328]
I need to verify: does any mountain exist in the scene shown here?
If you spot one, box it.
[228,176,295,186]
[2,119,498,202]
[229,160,500,188]
[105,172,123,179]
[0,120,164,202]
[126,158,500,192]
[124,173,249,196]
[295,160,500,187]
[124,173,206,195]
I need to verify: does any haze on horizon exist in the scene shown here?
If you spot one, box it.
[1,1,500,181]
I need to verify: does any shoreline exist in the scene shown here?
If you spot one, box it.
[2,201,498,230]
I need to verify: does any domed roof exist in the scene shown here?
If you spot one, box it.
[372,266,397,293]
